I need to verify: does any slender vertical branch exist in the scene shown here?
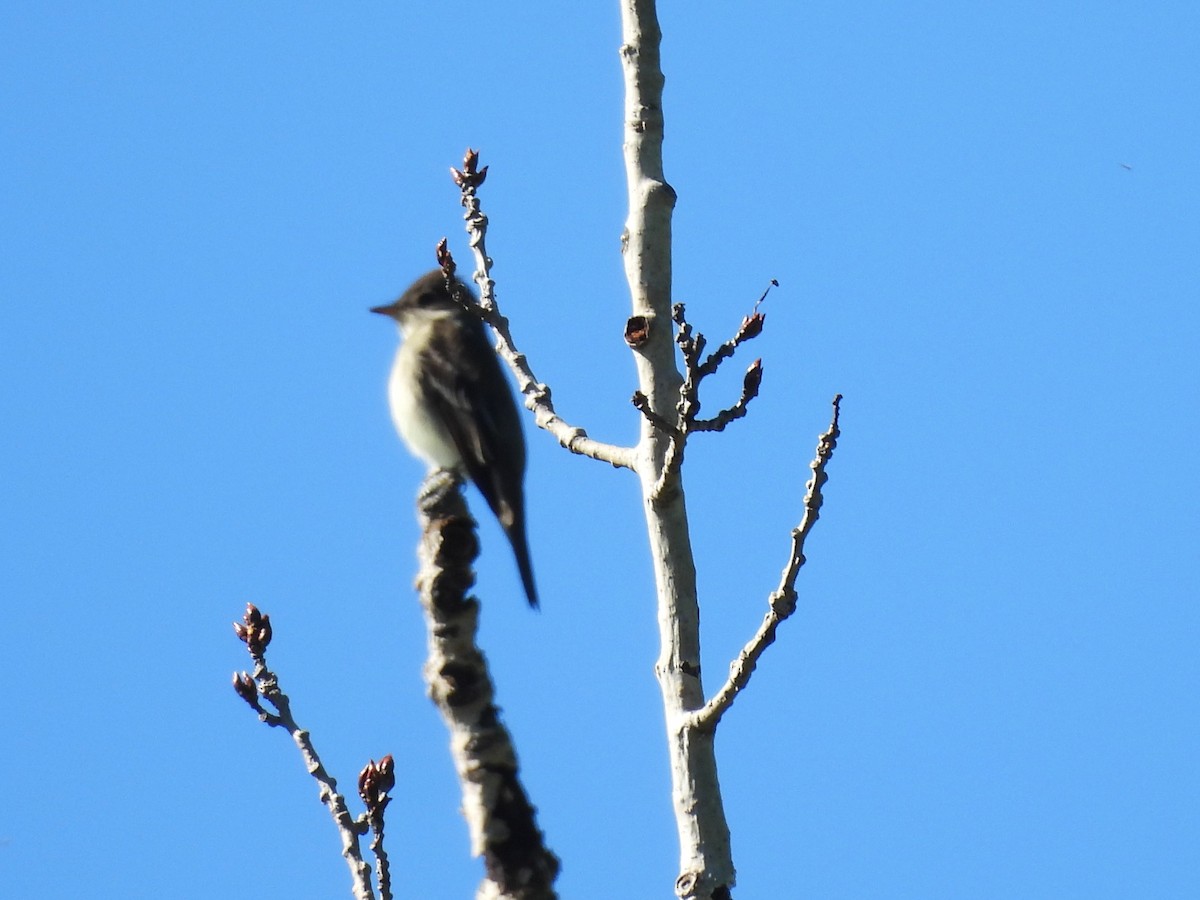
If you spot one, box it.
[619,2,734,898]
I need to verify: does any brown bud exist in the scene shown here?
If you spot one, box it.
[358,762,374,802]
[232,672,257,705]
[743,358,764,398]
[738,312,765,342]
[359,755,396,807]
[377,755,396,793]
[436,239,456,276]
[236,604,272,654]
[451,149,488,188]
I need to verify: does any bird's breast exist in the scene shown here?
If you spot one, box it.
[388,344,461,470]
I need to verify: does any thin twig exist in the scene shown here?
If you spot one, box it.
[690,359,763,432]
[632,389,681,435]
[448,149,636,470]
[688,394,842,731]
[232,605,376,900]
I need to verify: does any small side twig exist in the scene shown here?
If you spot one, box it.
[694,281,773,379]
[632,389,681,435]
[232,604,377,900]
[447,148,636,470]
[690,358,763,433]
[638,293,772,502]
[676,291,769,423]
[688,394,842,731]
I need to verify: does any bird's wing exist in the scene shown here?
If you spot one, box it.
[415,312,525,528]
[414,308,538,607]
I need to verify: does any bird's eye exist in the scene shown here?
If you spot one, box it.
[417,292,437,306]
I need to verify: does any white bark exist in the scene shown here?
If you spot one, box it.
[618,2,735,897]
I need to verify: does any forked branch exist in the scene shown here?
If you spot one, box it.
[232,604,381,900]
[634,293,772,501]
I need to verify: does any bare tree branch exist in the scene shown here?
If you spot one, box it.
[447,150,637,470]
[414,472,560,900]
[689,395,843,731]
[232,605,377,900]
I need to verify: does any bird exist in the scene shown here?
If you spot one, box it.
[371,270,538,607]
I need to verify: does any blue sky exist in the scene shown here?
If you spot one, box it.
[3,2,1198,898]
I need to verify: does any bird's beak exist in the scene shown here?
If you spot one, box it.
[370,303,396,317]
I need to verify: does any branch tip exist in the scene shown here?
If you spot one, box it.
[743,358,763,397]
[451,148,488,189]
[358,755,396,812]
[737,312,765,343]
[232,672,259,708]
[233,604,272,657]
[435,238,455,277]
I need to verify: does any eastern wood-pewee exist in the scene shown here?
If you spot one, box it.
[371,270,538,607]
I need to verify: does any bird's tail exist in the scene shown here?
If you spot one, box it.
[504,513,539,609]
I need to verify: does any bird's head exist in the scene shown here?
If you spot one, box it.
[370,270,465,332]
